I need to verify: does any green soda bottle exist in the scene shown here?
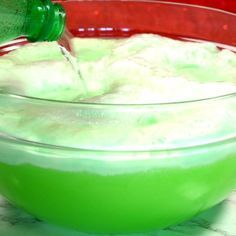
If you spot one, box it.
[0,0,66,45]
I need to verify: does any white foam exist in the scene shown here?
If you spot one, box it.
[0,34,236,172]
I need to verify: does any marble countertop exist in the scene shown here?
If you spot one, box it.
[0,192,236,236]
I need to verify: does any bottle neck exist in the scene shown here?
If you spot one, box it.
[25,0,66,42]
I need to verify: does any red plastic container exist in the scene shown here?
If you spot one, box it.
[59,0,236,47]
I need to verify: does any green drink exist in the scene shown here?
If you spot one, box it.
[0,33,236,233]
[0,138,235,233]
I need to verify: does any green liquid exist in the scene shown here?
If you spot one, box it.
[0,142,235,233]
[1,34,236,233]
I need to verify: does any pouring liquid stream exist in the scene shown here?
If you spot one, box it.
[58,28,88,97]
